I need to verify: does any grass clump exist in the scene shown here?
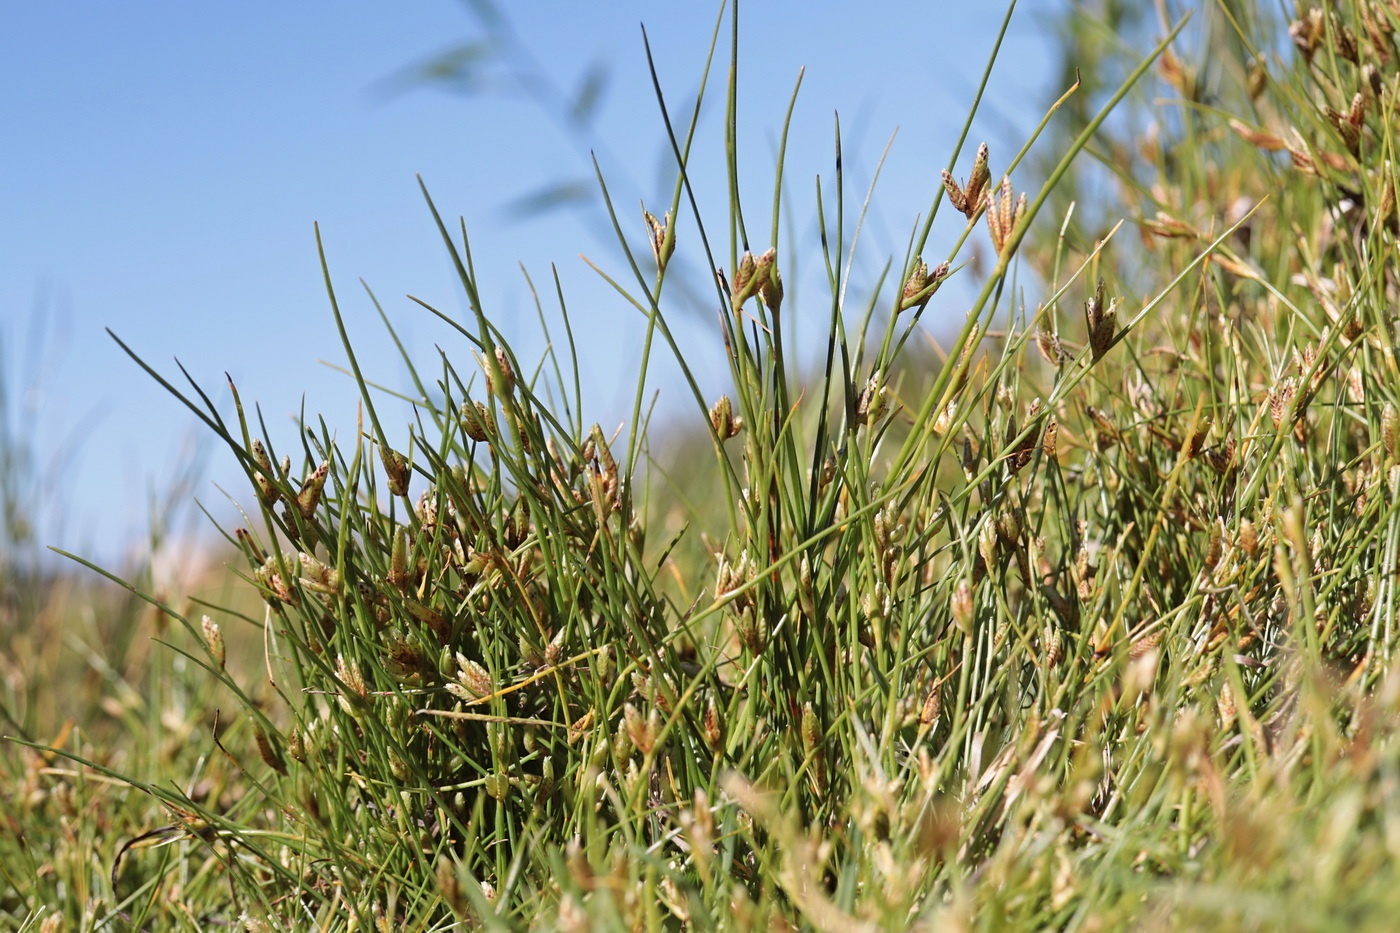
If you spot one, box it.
[10,1,1400,929]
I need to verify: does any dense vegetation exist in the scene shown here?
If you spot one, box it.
[7,2,1400,929]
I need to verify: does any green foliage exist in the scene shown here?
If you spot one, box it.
[10,1,1400,930]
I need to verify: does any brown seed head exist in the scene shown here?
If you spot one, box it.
[1043,419,1059,459]
[299,551,340,596]
[1203,436,1237,475]
[1325,103,1362,157]
[201,615,225,670]
[855,370,889,426]
[933,400,958,437]
[1084,279,1118,360]
[1158,48,1191,98]
[567,708,595,745]
[704,698,723,752]
[730,250,769,312]
[1246,60,1267,101]
[985,177,1025,254]
[1228,119,1286,151]
[1289,9,1325,63]
[759,265,784,315]
[296,460,330,519]
[902,258,927,305]
[942,142,991,219]
[1331,13,1359,63]
[1204,518,1224,571]
[453,654,493,700]
[900,258,950,313]
[818,450,839,490]
[1086,406,1119,450]
[961,436,978,481]
[1036,325,1066,365]
[1383,403,1398,464]
[941,169,968,215]
[1185,415,1212,460]
[709,395,743,440]
[490,346,516,398]
[800,703,821,755]
[381,447,410,497]
[755,248,782,314]
[461,400,493,442]
[920,683,942,726]
[1044,623,1063,667]
[335,653,367,700]
[254,726,287,774]
[251,439,280,506]
[388,527,411,591]
[1239,519,1259,558]
[643,207,675,272]
[951,579,974,633]
[965,141,991,212]
[1269,376,1297,431]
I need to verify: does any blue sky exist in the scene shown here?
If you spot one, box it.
[2,1,1064,564]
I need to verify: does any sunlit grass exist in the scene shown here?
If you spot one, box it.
[7,1,1400,930]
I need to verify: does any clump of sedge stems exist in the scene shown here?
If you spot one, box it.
[12,1,1400,929]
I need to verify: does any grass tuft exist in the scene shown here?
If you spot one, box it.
[9,1,1400,929]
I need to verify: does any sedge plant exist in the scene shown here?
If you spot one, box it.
[12,1,1400,930]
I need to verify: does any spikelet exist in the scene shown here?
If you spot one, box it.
[201,615,225,670]
[942,142,991,218]
[623,703,660,755]
[1084,279,1118,361]
[951,579,974,634]
[730,250,777,312]
[381,447,410,497]
[567,708,595,745]
[1043,623,1064,668]
[643,207,675,272]
[1383,402,1398,465]
[1228,119,1286,151]
[899,259,950,312]
[488,346,516,398]
[1129,629,1163,660]
[704,697,723,752]
[709,395,743,440]
[1268,376,1297,432]
[1331,12,1360,63]
[1289,9,1325,63]
[1087,406,1120,449]
[1239,519,1259,558]
[296,460,330,519]
[449,654,493,701]
[1036,325,1067,365]
[251,439,281,507]
[757,250,784,314]
[920,683,942,726]
[1043,419,1059,459]
[484,772,510,802]
[901,258,927,308]
[460,400,493,442]
[254,725,287,775]
[855,370,890,426]
[437,856,467,919]
[933,400,958,436]
[1217,681,1238,732]
[335,654,367,712]
[387,526,411,591]
[986,176,1027,255]
[1184,415,1212,460]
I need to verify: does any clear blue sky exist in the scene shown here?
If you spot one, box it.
[2,1,1064,564]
